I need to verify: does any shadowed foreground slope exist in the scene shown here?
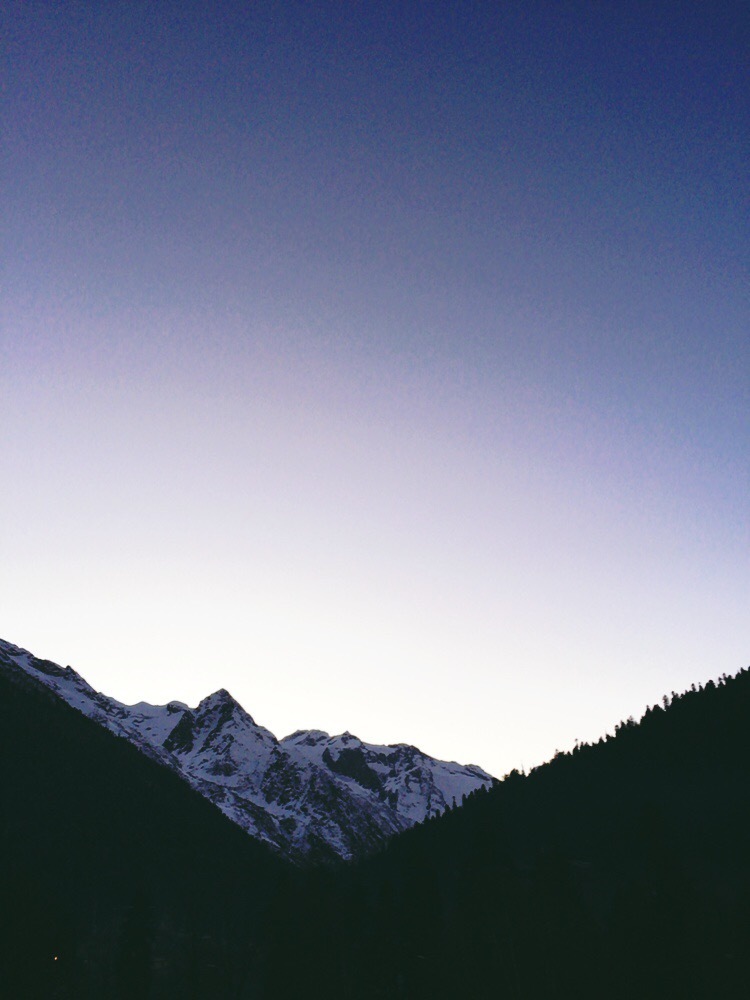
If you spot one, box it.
[0,665,289,999]
[2,660,749,998]
[266,669,750,999]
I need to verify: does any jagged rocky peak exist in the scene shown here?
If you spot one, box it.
[198,687,237,709]
[0,638,69,680]
[0,638,25,658]
[283,729,330,746]
[338,731,361,745]
[196,687,258,723]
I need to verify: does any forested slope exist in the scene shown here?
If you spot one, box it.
[267,669,750,999]
[3,659,748,998]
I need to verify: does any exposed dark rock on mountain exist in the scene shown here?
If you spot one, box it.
[3,635,747,998]
[0,638,494,862]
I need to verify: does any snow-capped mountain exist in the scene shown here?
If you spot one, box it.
[0,639,495,862]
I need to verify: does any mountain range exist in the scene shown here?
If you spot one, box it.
[0,638,493,862]
[3,634,748,998]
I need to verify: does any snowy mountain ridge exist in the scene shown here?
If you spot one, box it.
[0,638,495,862]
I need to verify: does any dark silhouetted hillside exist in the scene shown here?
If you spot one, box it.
[0,665,289,999]
[264,669,750,999]
[3,660,749,998]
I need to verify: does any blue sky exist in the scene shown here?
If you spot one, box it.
[3,1,748,775]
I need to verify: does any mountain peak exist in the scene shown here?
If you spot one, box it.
[1,637,496,862]
[338,731,359,743]
[194,688,261,732]
[282,729,330,745]
[199,688,238,709]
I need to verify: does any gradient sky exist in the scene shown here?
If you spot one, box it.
[3,1,748,777]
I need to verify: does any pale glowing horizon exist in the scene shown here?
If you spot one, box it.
[3,2,747,778]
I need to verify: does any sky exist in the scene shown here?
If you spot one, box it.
[3,1,748,778]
